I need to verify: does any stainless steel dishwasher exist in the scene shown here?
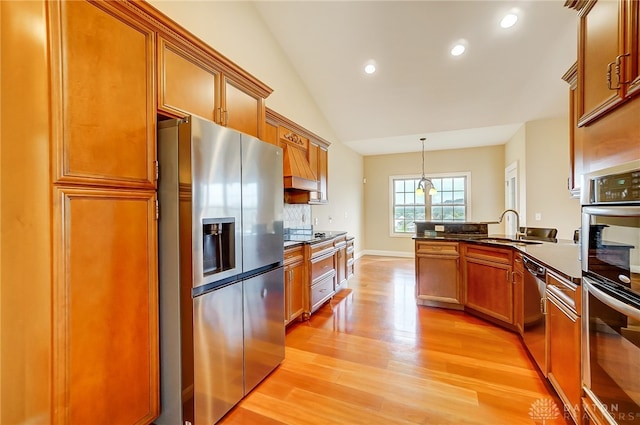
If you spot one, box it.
[522,256,547,375]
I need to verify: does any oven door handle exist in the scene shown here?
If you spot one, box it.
[582,205,640,217]
[584,277,640,322]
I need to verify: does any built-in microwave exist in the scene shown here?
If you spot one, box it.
[581,160,640,425]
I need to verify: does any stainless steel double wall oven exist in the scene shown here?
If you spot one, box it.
[581,160,640,425]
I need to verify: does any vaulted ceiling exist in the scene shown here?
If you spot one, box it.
[252,1,577,155]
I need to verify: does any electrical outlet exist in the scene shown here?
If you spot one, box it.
[535,213,542,221]
[328,216,333,224]
[344,212,348,219]
[314,217,318,225]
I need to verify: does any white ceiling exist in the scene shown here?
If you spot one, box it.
[252,1,577,156]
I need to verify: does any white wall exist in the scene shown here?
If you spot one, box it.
[147,1,365,253]
[524,118,581,239]
[505,118,580,240]
[505,124,527,219]
[363,145,505,256]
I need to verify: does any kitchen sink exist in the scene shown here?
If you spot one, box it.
[478,237,542,246]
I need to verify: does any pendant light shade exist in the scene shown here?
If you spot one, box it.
[416,138,437,196]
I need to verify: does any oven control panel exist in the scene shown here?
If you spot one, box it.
[593,169,640,203]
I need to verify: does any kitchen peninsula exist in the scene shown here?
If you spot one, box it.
[414,220,583,424]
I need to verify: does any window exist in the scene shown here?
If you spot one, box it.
[390,173,470,236]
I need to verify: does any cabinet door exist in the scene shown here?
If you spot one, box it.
[578,0,625,125]
[626,0,640,97]
[223,77,264,138]
[416,255,461,305]
[335,246,347,290]
[50,0,156,189]
[316,146,329,204]
[53,188,158,424]
[513,255,524,335]
[346,240,355,279]
[547,294,581,424]
[285,261,305,325]
[465,258,513,324]
[158,37,219,122]
[309,144,328,204]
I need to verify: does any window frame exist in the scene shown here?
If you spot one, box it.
[389,172,472,238]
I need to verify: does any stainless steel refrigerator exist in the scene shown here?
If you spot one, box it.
[156,116,285,425]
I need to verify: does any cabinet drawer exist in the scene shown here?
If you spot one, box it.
[309,239,334,258]
[464,244,512,264]
[284,245,304,265]
[311,252,334,282]
[546,270,581,315]
[310,273,334,310]
[416,241,459,256]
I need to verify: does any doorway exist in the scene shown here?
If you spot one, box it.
[505,162,519,236]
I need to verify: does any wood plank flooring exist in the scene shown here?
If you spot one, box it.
[218,256,572,425]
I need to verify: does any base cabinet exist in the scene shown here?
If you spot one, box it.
[513,253,525,334]
[463,244,514,325]
[346,237,355,279]
[53,188,159,424]
[334,235,348,291]
[284,246,305,325]
[547,271,582,425]
[415,241,462,308]
[305,239,336,317]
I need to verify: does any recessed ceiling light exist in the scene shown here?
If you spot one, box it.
[500,13,518,28]
[364,63,376,74]
[451,44,466,56]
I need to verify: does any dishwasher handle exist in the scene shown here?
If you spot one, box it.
[523,256,546,278]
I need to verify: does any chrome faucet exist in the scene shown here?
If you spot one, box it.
[498,209,524,239]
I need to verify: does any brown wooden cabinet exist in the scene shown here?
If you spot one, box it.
[48,1,161,423]
[266,108,331,204]
[309,142,329,204]
[565,0,640,191]
[157,36,270,138]
[415,241,462,309]
[50,0,157,190]
[52,188,159,424]
[158,37,219,123]
[334,235,348,292]
[562,63,585,198]
[284,245,305,325]
[346,237,355,279]
[513,253,525,335]
[463,244,514,325]
[546,271,582,425]
[573,0,640,126]
[306,239,336,315]
[576,0,627,126]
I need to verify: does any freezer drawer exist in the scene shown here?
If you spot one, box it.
[243,267,285,393]
[193,282,244,425]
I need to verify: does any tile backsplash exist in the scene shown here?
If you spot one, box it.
[284,203,311,229]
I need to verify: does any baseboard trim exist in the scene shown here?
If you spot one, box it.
[359,250,414,258]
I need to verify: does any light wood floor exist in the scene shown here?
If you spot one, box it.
[219,256,571,425]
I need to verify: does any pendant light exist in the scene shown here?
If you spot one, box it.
[415,137,437,196]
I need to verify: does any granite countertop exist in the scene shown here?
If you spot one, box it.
[284,230,348,249]
[414,233,582,283]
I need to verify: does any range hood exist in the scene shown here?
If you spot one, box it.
[282,144,318,191]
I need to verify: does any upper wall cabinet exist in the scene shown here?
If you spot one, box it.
[158,38,219,124]
[266,108,331,204]
[157,36,270,138]
[574,0,640,126]
[49,0,157,190]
